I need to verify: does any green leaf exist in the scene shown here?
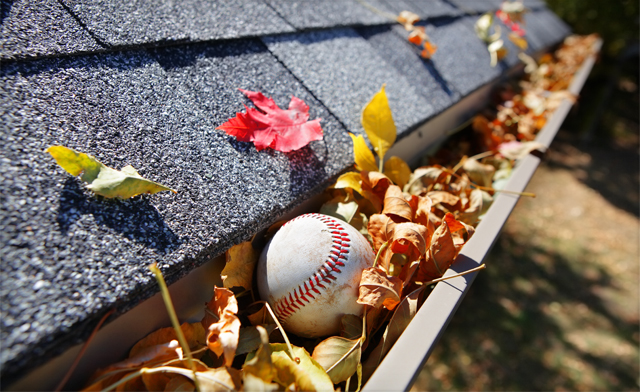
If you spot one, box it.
[383,156,412,188]
[311,336,362,384]
[349,133,378,172]
[46,146,175,199]
[319,197,359,224]
[270,344,334,391]
[361,85,396,164]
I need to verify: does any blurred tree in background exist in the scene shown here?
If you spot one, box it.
[545,0,638,56]
[545,0,639,146]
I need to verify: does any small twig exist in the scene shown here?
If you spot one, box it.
[423,264,487,286]
[55,309,115,392]
[372,241,389,269]
[149,263,201,392]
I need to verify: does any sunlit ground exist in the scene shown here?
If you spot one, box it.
[412,57,639,391]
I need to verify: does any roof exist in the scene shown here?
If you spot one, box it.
[0,0,569,383]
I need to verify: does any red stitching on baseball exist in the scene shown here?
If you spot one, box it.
[272,213,352,322]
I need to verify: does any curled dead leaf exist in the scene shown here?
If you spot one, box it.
[203,287,240,367]
[382,185,413,222]
[357,267,403,310]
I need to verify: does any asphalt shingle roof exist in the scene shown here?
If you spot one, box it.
[0,0,570,385]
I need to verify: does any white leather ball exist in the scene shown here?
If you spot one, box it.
[257,213,375,338]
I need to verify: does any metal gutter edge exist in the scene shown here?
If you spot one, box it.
[362,38,602,392]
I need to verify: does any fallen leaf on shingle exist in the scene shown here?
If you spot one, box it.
[217,89,323,152]
[47,145,176,199]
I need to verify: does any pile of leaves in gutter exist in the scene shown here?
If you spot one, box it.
[76,34,598,392]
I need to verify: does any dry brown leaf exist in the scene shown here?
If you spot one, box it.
[427,191,461,210]
[221,241,259,291]
[83,342,181,390]
[458,188,483,225]
[357,267,403,310]
[203,287,241,367]
[416,218,457,281]
[405,166,446,195]
[386,222,428,264]
[382,185,412,222]
[129,323,206,359]
[462,158,495,188]
[361,170,392,201]
[367,213,393,256]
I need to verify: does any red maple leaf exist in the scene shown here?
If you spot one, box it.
[217,89,323,152]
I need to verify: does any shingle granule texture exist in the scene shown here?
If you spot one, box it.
[263,28,435,141]
[0,39,351,378]
[263,0,388,30]
[358,24,459,116]
[407,17,501,97]
[59,0,295,47]
[0,0,103,60]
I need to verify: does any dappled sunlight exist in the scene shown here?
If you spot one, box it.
[412,136,639,390]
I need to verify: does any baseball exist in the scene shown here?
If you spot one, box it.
[257,213,375,338]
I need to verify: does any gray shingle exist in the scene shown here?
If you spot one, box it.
[448,0,498,14]
[263,28,435,140]
[394,17,502,97]
[363,0,461,19]
[59,0,295,47]
[409,0,462,18]
[0,40,352,379]
[0,0,103,60]
[524,8,571,52]
[263,0,389,30]
[358,24,460,115]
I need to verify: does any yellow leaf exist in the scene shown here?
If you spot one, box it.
[46,145,176,199]
[361,85,396,164]
[383,156,411,188]
[333,172,363,196]
[221,242,259,291]
[349,133,378,172]
[270,344,334,391]
[312,336,362,384]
